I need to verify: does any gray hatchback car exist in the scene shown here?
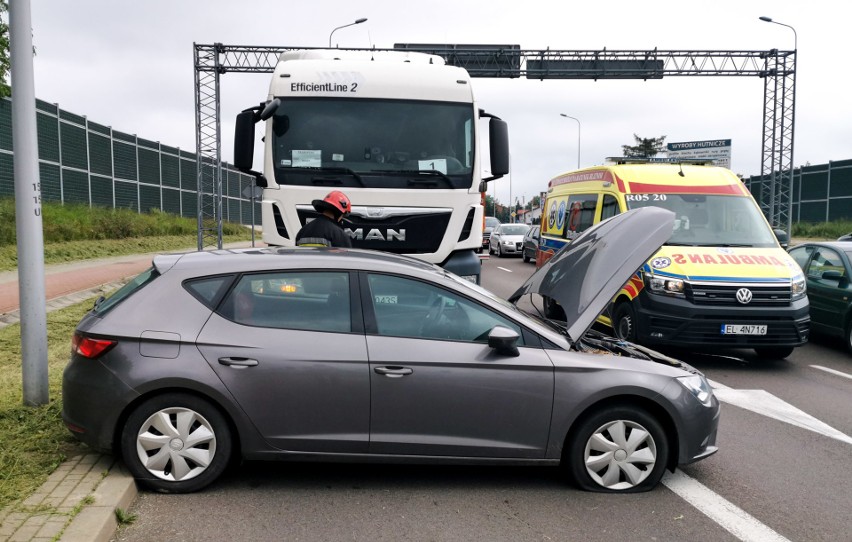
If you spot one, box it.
[63,207,719,494]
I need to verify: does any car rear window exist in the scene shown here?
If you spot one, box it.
[93,267,159,316]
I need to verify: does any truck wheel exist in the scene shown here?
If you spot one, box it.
[613,302,637,342]
[754,346,794,359]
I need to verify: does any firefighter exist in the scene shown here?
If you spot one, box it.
[295,190,353,248]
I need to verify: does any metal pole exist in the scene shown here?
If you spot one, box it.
[560,113,581,169]
[10,0,50,406]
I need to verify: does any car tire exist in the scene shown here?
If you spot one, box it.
[496,244,503,258]
[565,406,669,492]
[523,251,531,263]
[613,301,637,342]
[120,393,233,493]
[753,346,794,359]
[847,321,852,355]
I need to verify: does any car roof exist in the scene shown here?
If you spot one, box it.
[792,241,852,252]
[153,247,444,277]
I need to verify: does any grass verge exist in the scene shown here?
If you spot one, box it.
[0,298,96,511]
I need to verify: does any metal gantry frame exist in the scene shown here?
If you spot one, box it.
[194,44,796,249]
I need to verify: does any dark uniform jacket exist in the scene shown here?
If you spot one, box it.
[295,215,352,248]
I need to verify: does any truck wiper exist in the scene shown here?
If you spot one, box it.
[303,167,364,187]
[407,170,454,188]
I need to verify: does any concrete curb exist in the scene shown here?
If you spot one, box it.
[59,460,137,542]
[0,455,137,542]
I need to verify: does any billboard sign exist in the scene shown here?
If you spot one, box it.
[667,139,732,169]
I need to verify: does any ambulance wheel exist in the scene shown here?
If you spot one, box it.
[754,346,794,359]
[613,301,637,342]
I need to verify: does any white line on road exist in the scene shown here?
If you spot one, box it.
[811,365,852,381]
[497,267,512,273]
[663,470,791,542]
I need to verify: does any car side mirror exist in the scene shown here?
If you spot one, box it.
[822,269,844,281]
[773,228,789,249]
[488,325,520,357]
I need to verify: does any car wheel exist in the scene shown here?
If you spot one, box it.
[523,250,530,263]
[613,301,637,342]
[566,406,668,492]
[753,346,794,359]
[121,393,232,493]
[847,322,852,355]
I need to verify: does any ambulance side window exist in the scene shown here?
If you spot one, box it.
[600,194,621,221]
[565,194,597,239]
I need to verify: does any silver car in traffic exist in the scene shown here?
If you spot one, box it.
[489,223,531,257]
[63,207,719,494]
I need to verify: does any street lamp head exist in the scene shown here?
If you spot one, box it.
[355,18,368,24]
[759,16,773,22]
[560,113,568,117]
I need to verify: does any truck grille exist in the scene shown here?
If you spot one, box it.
[686,282,792,307]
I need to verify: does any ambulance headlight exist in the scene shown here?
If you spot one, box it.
[648,274,685,297]
[791,276,807,300]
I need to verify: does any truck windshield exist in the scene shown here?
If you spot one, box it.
[271,98,475,190]
[626,194,778,248]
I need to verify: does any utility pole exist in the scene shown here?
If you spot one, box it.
[10,0,50,405]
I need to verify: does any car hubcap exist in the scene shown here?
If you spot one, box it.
[584,419,657,490]
[136,407,217,482]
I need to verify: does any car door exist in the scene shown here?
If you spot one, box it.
[361,272,554,459]
[803,247,849,335]
[196,270,370,453]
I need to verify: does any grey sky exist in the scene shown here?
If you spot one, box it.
[19,0,851,206]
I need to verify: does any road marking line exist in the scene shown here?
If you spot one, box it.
[707,378,730,390]
[663,470,790,542]
[811,365,852,381]
[497,267,512,273]
[712,388,852,445]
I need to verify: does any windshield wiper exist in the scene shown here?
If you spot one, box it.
[309,167,364,187]
[408,170,454,188]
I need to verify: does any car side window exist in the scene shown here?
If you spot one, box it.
[808,248,845,280]
[788,246,813,271]
[366,274,524,344]
[219,271,351,333]
[564,194,597,240]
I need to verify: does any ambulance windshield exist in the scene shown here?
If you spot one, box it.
[625,194,778,248]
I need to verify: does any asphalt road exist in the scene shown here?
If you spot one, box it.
[113,256,852,542]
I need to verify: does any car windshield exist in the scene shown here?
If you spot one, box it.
[626,194,778,247]
[271,97,475,190]
[485,217,500,228]
[500,225,530,235]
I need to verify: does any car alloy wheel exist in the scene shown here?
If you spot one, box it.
[567,406,668,492]
[121,393,232,493]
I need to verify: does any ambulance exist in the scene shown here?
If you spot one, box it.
[537,158,809,359]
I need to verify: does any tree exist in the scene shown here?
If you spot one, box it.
[621,134,667,158]
[0,1,9,98]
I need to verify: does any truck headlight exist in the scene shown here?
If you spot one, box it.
[791,276,807,300]
[648,274,685,297]
[677,374,714,407]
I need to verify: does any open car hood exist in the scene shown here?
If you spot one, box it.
[508,207,675,343]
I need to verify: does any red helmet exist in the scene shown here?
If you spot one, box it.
[312,190,351,217]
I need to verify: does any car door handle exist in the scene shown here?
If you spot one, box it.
[374,366,413,378]
[218,357,259,368]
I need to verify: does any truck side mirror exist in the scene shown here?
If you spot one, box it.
[234,110,257,172]
[488,118,510,178]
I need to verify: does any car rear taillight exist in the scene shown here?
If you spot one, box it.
[72,332,116,359]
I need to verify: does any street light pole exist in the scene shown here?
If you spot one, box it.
[759,16,797,238]
[560,113,581,169]
[328,18,368,48]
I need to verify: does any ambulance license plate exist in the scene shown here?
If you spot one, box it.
[721,324,767,335]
